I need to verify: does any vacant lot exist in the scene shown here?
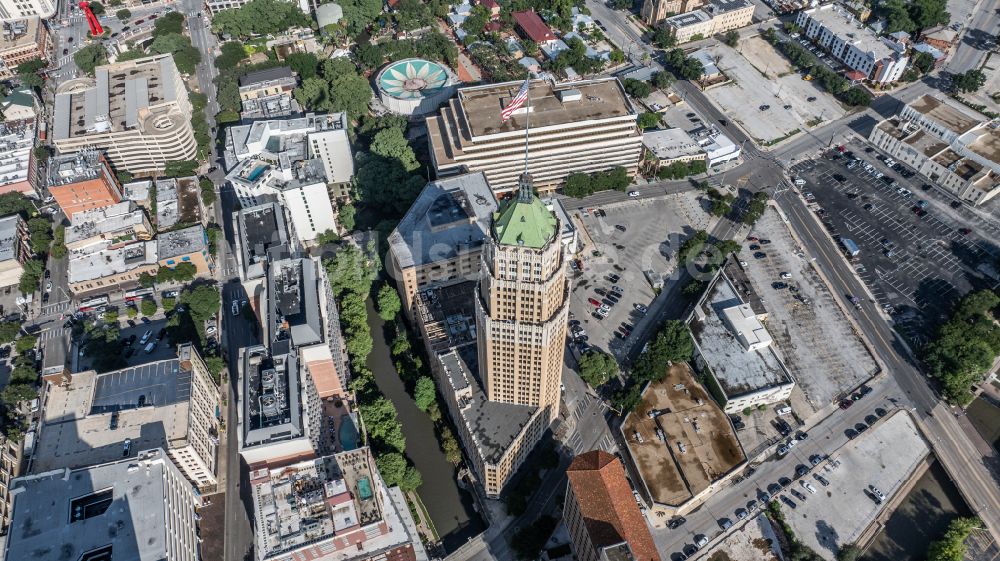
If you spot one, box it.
[702,43,846,146]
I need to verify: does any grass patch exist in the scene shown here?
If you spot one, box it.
[764,128,801,146]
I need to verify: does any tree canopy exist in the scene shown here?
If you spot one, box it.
[623,78,652,99]
[338,0,384,36]
[211,0,312,38]
[74,44,108,76]
[562,167,630,198]
[376,283,401,321]
[16,58,46,89]
[953,69,986,93]
[578,350,618,387]
[632,320,694,385]
[923,290,1000,404]
[927,517,980,561]
[413,376,436,411]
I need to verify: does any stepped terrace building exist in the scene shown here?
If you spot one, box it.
[427,78,642,192]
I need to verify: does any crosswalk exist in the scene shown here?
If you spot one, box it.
[37,327,69,343]
[41,301,72,317]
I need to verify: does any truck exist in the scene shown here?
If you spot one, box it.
[840,238,860,257]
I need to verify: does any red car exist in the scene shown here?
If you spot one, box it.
[588,298,601,307]
[839,399,854,410]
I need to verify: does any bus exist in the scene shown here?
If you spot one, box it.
[124,288,154,302]
[78,296,109,312]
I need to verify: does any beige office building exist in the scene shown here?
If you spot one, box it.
[427,78,642,192]
[641,0,704,26]
[476,174,568,422]
[52,54,197,175]
[664,0,755,43]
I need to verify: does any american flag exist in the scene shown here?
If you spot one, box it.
[501,79,530,122]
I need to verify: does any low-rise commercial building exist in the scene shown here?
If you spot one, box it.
[641,0,704,26]
[0,18,50,80]
[250,448,428,561]
[664,0,754,43]
[387,173,498,321]
[52,54,198,175]
[0,212,29,289]
[6,449,200,561]
[620,363,746,523]
[0,434,23,533]
[239,66,299,121]
[157,224,212,276]
[686,268,795,413]
[869,94,1000,206]
[64,201,153,251]
[795,4,908,84]
[67,239,159,295]
[31,345,221,491]
[565,450,662,561]
[427,78,642,192]
[46,151,124,220]
[0,119,35,196]
[642,128,707,167]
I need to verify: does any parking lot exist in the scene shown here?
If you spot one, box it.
[78,318,176,371]
[738,208,879,415]
[781,412,930,558]
[788,144,996,345]
[701,42,845,146]
[566,192,717,362]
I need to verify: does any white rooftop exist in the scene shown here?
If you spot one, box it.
[65,201,146,247]
[68,240,158,284]
[720,303,773,351]
[803,4,896,60]
[642,128,705,161]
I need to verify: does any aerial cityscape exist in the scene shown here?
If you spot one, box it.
[0,0,997,558]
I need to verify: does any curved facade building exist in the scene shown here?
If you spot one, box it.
[376,58,457,117]
[52,54,197,175]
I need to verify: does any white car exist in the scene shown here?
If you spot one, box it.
[869,485,885,501]
[780,272,792,279]
[800,481,817,494]
[628,191,640,197]
[206,325,217,335]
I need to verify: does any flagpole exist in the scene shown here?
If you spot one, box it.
[523,81,531,175]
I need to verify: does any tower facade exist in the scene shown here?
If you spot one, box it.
[476,173,568,421]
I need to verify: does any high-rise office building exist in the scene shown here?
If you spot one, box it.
[427,78,642,192]
[475,173,568,421]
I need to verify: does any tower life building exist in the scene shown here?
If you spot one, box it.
[476,173,568,422]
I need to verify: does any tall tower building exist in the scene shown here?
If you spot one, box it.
[476,173,568,421]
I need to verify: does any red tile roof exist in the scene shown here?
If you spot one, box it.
[479,0,499,8]
[566,451,662,561]
[512,10,556,43]
[846,70,867,81]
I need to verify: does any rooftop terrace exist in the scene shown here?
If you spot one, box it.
[622,363,745,507]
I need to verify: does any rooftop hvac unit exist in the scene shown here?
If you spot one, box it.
[558,89,582,102]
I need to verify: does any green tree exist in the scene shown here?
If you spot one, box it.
[149,33,201,74]
[923,290,1000,404]
[723,29,740,47]
[74,44,108,76]
[400,466,423,491]
[0,322,19,343]
[841,87,872,107]
[339,0,384,35]
[181,285,221,323]
[836,544,862,561]
[315,230,340,245]
[653,26,677,49]
[578,350,618,387]
[360,397,406,452]
[354,154,425,215]
[139,272,156,288]
[953,69,986,93]
[16,58,46,89]
[127,306,138,318]
[632,320,694,383]
[87,1,105,15]
[638,112,661,129]
[140,298,157,316]
[216,41,247,69]
[652,71,674,89]
[910,0,950,32]
[200,178,217,206]
[370,127,419,172]
[286,52,320,79]
[3,383,37,404]
[376,452,407,486]
[413,376,436,411]
[27,217,52,254]
[18,259,42,294]
[211,0,311,38]
[376,284,401,321]
[50,225,67,259]
[339,203,356,232]
[153,11,184,36]
[927,517,980,561]
[14,335,36,355]
[912,51,937,73]
[115,8,130,19]
[394,0,432,30]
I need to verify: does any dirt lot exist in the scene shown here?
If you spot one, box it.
[738,207,879,415]
[701,42,846,146]
[701,514,783,561]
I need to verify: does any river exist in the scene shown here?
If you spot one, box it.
[861,459,973,561]
[365,300,485,552]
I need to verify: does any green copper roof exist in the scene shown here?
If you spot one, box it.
[493,195,557,249]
